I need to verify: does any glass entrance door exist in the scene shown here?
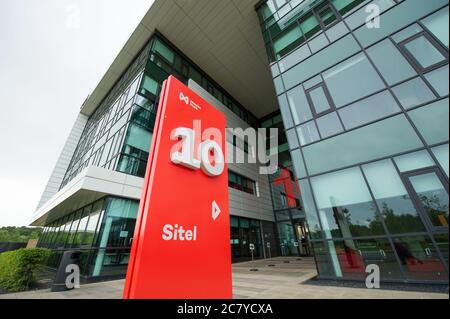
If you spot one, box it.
[398,168,449,281]
[295,222,311,256]
[404,169,449,231]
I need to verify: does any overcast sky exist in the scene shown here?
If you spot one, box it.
[0,0,154,227]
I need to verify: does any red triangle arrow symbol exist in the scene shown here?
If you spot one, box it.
[212,200,221,221]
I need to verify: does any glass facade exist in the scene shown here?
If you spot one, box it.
[259,0,449,283]
[60,34,259,188]
[37,0,448,284]
[38,197,274,276]
[40,33,275,278]
[262,112,312,257]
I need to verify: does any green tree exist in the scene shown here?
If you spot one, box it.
[0,227,43,243]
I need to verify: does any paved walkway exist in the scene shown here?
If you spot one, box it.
[1,257,448,299]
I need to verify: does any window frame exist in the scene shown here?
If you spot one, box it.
[398,31,449,74]
[305,82,336,117]
[314,2,340,29]
[401,167,450,233]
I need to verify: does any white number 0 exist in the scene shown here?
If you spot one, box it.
[171,127,225,177]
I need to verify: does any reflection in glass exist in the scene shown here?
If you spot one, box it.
[408,172,449,228]
[303,114,424,176]
[425,65,449,97]
[421,6,449,48]
[92,198,139,277]
[311,241,333,277]
[392,77,436,110]
[433,234,449,267]
[394,150,435,173]
[339,91,400,129]
[408,98,449,145]
[323,53,385,107]
[298,179,322,239]
[403,35,446,70]
[367,39,416,85]
[311,167,386,239]
[393,236,448,281]
[432,144,449,178]
[297,121,320,146]
[316,112,343,138]
[277,221,299,256]
[363,160,426,234]
[287,86,313,125]
[330,238,402,280]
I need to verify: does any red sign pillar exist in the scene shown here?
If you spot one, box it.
[123,76,232,299]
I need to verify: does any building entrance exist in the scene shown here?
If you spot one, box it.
[294,221,311,257]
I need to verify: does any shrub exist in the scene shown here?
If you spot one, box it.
[0,248,51,292]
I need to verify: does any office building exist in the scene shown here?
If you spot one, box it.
[32,0,449,284]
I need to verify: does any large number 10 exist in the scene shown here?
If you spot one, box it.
[170,127,225,177]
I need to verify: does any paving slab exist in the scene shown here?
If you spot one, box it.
[0,257,448,299]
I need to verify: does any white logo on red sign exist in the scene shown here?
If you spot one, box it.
[180,92,201,111]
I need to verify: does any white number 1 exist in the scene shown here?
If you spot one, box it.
[171,127,225,177]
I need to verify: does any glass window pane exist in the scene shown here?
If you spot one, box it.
[273,25,303,59]
[393,236,448,281]
[282,34,361,90]
[345,0,396,30]
[141,76,159,95]
[298,179,322,240]
[339,91,400,129]
[312,167,386,238]
[367,39,416,85]
[326,21,348,42]
[421,7,449,48]
[278,94,294,129]
[65,210,82,248]
[323,53,385,107]
[392,24,423,43]
[279,44,311,72]
[311,241,333,276]
[433,234,449,268]
[392,77,436,110]
[297,121,320,146]
[271,64,280,77]
[291,149,307,179]
[316,112,343,138]
[408,98,449,145]
[394,150,435,173]
[304,75,322,90]
[318,6,337,26]
[277,221,298,256]
[308,85,331,114]
[424,64,450,97]
[154,40,174,64]
[432,144,449,178]
[123,123,152,153]
[408,172,449,228]
[287,86,313,124]
[85,200,104,247]
[403,35,446,70]
[286,129,299,150]
[300,13,321,39]
[309,33,329,53]
[331,0,365,15]
[274,76,284,94]
[98,198,139,249]
[362,160,426,233]
[73,208,90,247]
[303,114,424,175]
[330,238,403,280]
